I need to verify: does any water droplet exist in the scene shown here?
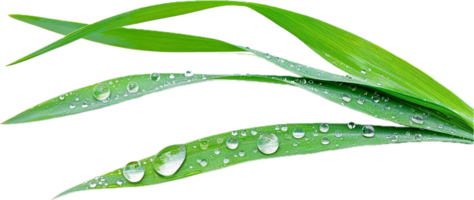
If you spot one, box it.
[223,157,230,164]
[361,70,366,74]
[92,83,111,101]
[321,137,330,145]
[116,180,123,186]
[89,182,97,188]
[70,104,76,109]
[372,94,380,103]
[185,71,194,77]
[127,81,139,93]
[169,74,175,79]
[362,125,375,137]
[200,140,209,150]
[251,130,258,135]
[415,133,423,140]
[292,128,305,139]
[349,84,357,91]
[411,115,424,124]
[214,148,221,155]
[319,123,329,132]
[231,131,238,136]
[342,93,352,102]
[257,133,279,154]
[217,138,223,144]
[348,122,356,129]
[239,150,245,157]
[335,130,342,137]
[384,104,391,110]
[281,125,288,131]
[199,159,208,167]
[357,99,365,105]
[150,73,161,81]
[382,96,390,102]
[123,161,145,182]
[241,131,247,136]
[153,144,186,176]
[59,95,65,100]
[313,131,319,137]
[81,100,89,108]
[226,137,239,149]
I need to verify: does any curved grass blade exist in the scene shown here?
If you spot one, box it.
[4,73,471,139]
[9,12,473,130]
[8,1,472,128]
[54,122,472,198]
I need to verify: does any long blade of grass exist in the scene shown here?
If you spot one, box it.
[6,1,474,131]
[9,14,470,138]
[4,72,471,139]
[54,122,472,198]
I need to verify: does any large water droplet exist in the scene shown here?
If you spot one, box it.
[185,71,194,77]
[321,137,330,145]
[226,137,239,149]
[257,133,279,154]
[362,125,375,137]
[150,73,161,81]
[92,83,111,101]
[153,144,186,176]
[411,115,424,124]
[342,93,352,102]
[319,123,329,132]
[348,122,356,129]
[127,81,139,93]
[123,161,145,182]
[292,128,305,139]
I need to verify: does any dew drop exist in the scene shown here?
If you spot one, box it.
[150,73,161,81]
[349,84,357,91]
[321,137,330,145]
[362,125,375,137]
[319,123,329,132]
[93,83,111,101]
[123,161,145,182]
[342,93,352,102]
[292,128,305,139]
[335,130,342,137]
[200,140,209,150]
[153,144,186,176]
[116,180,123,186]
[371,94,380,103]
[411,115,424,124]
[216,138,223,144]
[231,131,238,136]
[226,137,239,149]
[127,81,139,93]
[415,133,423,140]
[357,99,365,105]
[257,133,279,154]
[239,150,246,157]
[223,157,230,164]
[281,125,288,131]
[89,182,97,188]
[169,74,175,79]
[185,71,194,77]
[199,159,208,167]
[81,100,89,108]
[361,70,367,75]
[348,122,356,129]
[69,104,76,109]
[214,148,221,155]
[251,130,258,135]
[59,95,65,100]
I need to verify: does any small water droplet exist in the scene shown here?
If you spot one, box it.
[342,93,352,102]
[319,123,329,132]
[127,81,139,93]
[200,140,209,150]
[281,125,288,131]
[150,73,161,81]
[348,122,356,129]
[214,148,221,154]
[81,100,89,108]
[335,130,342,137]
[362,125,375,137]
[69,104,76,109]
[384,104,391,110]
[223,157,230,164]
[59,95,65,100]
[251,130,258,135]
[372,94,380,103]
[93,83,111,101]
[349,84,357,91]
[217,138,223,144]
[292,128,305,139]
[361,70,366,75]
[321,137,330,145]
[411,115,424,124]
[89,182,97,188]
[357,99,365,105]
[153,144,186,176]
[415,133,423,140]
[116,180,123,186]
[241,131,247,136]
[199,159,208,167]
[257,133,279,154]
[185,71,194,77]
[239,150,245,157]
[169,74,175,79]
[123,161,145,182]
[231,131,238,136]
[226,137,239,149]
